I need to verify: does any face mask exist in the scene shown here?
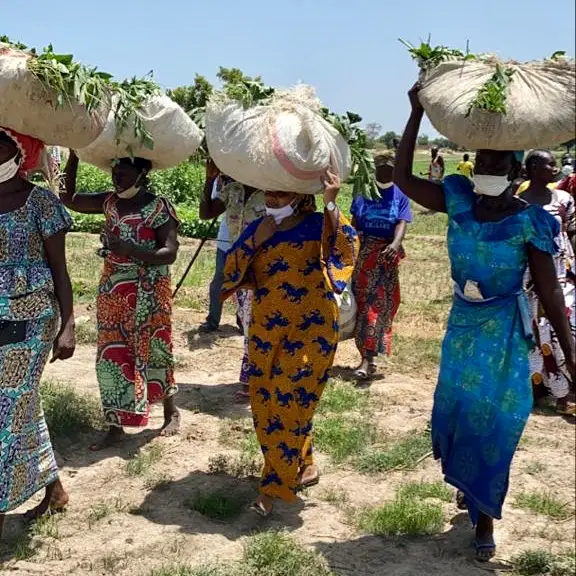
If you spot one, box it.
[0,156,20,184]
[376,181,393,190]
[265,202,295,225]
[116,173,143,199]
[473,175,510,197]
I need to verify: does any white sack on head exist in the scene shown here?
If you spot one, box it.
[0,44,108,148]
[419,58,576,151]
[205,84,351,194]
[77,95,203,170]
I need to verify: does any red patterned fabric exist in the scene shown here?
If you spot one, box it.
[0,126,45,173]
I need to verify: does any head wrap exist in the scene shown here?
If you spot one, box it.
[114,157,153,173]
[0,126,45,174]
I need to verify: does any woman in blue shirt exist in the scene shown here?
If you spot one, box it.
[351,153,412,379]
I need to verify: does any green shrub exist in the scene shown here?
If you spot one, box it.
[75,161,205,205]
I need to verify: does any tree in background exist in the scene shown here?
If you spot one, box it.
[417,134,430,148]
[365,122,382,147]
[378,131,400,150]
[166,74,213,114]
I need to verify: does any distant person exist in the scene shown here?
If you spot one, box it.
[199,167,230,334]
[392,137,400,151]
[457,153,474,179]
[427,146,445,183]
[351,153,412,380]
[199,159,266,400]
[521,150,575,416]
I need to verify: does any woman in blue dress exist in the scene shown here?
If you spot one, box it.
[395,85,575,561]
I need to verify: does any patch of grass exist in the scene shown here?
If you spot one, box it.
[318,486,350,507]
[0,532,35,561]
[219,419,260,457]
[514,491,573,521]
[389,334,442,372]
[124,444,164,477]
[243,530,334,576]
[186,491,246,521]
[31,514,61,539]
[318,379,369,415]
[144,472,174,492]
[314,414,376,463]
[40,380,103,446]
[511,550,576,576]
[87,498,126,527]
[397,481,452,503]
[357,431,432,473]
[208,453,261,478]
[523,461,547,476]
[75,320,98,345]
[357,497,444,537]
[150,567,233,576]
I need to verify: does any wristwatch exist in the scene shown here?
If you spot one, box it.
[326,201,337,212]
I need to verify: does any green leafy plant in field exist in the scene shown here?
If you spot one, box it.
[399,36,474,70]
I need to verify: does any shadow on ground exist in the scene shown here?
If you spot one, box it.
[137,470,304,540]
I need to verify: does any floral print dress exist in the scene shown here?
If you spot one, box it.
[0,187,72,513]
[96,195,179,428]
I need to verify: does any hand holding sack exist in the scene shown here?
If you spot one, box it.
[418,56,575,150]
[205,84,351,194]
[0,43,108,149]
[77,95,203,170]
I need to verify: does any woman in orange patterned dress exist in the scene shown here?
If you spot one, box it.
[61,152,180,450]
[222,172,358,516]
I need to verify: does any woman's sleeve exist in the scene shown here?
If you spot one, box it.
[322,210,359,294]
[149,197,181,229]
[525,206,560,255]
[221,219,261,301]
[442,175,475,219]
[35,188,73,240]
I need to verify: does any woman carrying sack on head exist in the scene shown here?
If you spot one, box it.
[61,151,180,451]
[221,172,358,517]
[520,150,576,415]
[0,128,75,537]
[351,153,412,380]
[395,84,575,562]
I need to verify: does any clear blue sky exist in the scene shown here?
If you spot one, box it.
[4,0,575,137]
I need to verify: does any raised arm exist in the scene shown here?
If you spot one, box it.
[395,85,446,213]
[60,150,108,214]
[199,159,226,220]
[528,245,575,378]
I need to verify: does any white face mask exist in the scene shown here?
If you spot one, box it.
[376,181,393,190]
[0,156,20,184]
[473,175,510,197]
[116,173,144,199]
[265,202,295,225]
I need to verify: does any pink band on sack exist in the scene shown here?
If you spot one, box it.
[271,123,326,181]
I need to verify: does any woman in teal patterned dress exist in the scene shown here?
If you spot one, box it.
[395,86,575,561]
[0,128,75,537]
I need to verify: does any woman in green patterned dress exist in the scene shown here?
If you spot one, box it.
[61,151,180,451]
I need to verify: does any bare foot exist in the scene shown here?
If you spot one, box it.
[50,479,69,512]
[249,494,274,517]
[89,427,126,451]
[160,409,181,437]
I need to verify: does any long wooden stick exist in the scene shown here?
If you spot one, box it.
[172,218,218,299]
